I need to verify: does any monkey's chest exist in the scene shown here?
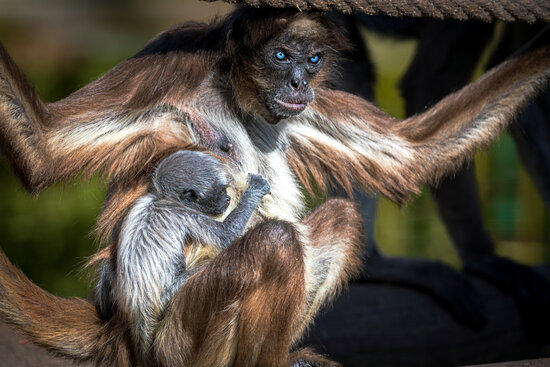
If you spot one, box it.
[187,112,305,224]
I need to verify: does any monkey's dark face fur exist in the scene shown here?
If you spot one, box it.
[226,10,349,124]
[152,151,231,216]
[260,33,321,120]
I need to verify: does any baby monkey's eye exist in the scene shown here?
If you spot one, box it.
[274,51,288,62]
[180,189,197,201]
[308,55,320,64]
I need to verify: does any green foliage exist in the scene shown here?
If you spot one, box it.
[0,161,106,296]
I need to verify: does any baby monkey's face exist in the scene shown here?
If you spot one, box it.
[152,151,232,216]
[180,183,231,216]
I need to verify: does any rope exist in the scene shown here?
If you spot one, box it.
[202,0,550,23]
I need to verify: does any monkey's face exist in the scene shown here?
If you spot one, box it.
[152,151,232,216]
[261,40,319,122]
[259,19,330,124]
[228,14,347,125]
[181,184,231,216]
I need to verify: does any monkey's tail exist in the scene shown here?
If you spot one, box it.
[0,249,134,365]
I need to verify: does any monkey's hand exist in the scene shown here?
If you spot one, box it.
[247,174,271,197]
[219,174,270,244]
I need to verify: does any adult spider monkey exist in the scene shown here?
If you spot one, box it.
[0,5,549,366]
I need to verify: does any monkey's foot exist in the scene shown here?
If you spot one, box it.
[357,255,486,330]
[464,255,550,343]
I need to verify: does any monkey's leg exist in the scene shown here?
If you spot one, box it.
[289,198,364,367]
[154,220,308,367]
[293,198,364,337]
[154,200,363,367]
[0,249,134,366]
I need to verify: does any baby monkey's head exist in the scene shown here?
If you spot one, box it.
[152,151,231,216]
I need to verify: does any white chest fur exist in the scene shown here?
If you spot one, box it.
[191,107,306,225]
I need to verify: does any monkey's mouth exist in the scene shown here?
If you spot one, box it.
[274,98,307,113]
[267,95,311,123]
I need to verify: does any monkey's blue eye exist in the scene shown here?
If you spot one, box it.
[275,51,287,61]
[309,55,320,64]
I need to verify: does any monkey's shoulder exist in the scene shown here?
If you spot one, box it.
[124,196,188,227]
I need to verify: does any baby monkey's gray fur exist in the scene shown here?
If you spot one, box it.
[95,150,270,356]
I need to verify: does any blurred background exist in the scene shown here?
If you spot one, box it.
[0,0,548,298]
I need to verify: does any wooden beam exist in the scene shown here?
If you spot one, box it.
[468,358,550,367]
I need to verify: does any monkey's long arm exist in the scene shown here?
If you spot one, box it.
[287,45,550,205]
[0,43,198,194]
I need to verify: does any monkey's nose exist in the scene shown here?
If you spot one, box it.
[225,195,231,204]
[290,78,307,90]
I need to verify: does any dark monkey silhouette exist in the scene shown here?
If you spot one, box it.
[327,15,550,342]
